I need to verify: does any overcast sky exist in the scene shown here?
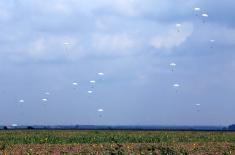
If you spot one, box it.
[0,0,235,126]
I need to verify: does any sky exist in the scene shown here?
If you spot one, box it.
[0,0,235,126]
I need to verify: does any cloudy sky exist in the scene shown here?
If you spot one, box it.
[0,0,235,126]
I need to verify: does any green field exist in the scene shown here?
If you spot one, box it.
[0,130,235,154]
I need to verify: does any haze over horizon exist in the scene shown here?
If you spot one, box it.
[0,0,235,126]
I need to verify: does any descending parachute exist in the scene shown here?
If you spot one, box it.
[72,82,79,90]
[98,72,105,80]
[170,63,176,72]
[72,82,78,86]
[98,109,104,112]
[97,109,104,117]
[90,80,96,84]
[210,40,215,42]
[42,98,48,102]
[210,40,215,48]
[89,80,96,88]
[194,8,201,11]
[176,24,182,32]
[173,84,180,93]
[88,90,93,94]
[202,13,209,23]
[202,13,208,17]
[63,42,71,53]
[170,62,176,66]
[173,84,180,87]
[195,104,201,112]
[19,99,24,103]
[194,7,201,16]
[11,124,18,127]
[97,72,105,81]
[63,42,70,45]
[98,72,104,76]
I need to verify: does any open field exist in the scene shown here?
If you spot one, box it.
[0,130,235,154]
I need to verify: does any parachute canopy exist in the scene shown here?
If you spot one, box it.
[19,99,24,103]
[88,90,93,94]
[42,98,48,102]
[72,82,78,86]
[173,84,180,87]
[170,63,176,66]
[98,109,104,112]
[202,13,208,17]
[176,24,181,27]
[63,42,70,45]
[11,124,18,127]
[90,80,96,84]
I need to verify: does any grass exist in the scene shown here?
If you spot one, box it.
[0,130,235,154]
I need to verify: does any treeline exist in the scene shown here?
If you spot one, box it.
[1,125,235,131]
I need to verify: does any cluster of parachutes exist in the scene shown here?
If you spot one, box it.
[15,6,217,125]
[18,72,105,118]
[171,7,215,112]
[18,39,106,119]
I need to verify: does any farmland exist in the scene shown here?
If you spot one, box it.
[0,130,235,154]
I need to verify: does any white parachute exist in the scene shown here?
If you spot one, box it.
[11,124,18,127]
[176,24,182,32]
[88,90,93,94]
[194,8,201,16]
[42,98,48,102]
[19,99,24,103]
[173,84,180,93]
[194,8,201,11]
[210,40,215,42]
[98,109,104,112]
[210,40,215,48]
[89,80,96,88]
[72,82,78,86]
[63,42,70,45]
[63,42,71,52]
[202,13,209,17]
[97,109,104,117]
[195,104,201,112]
[170,63,176,72]
[90,80,96,84]
[98,72,104,76]
[170,63,176,66]
[201,13,209,23]
[173,84,180,87]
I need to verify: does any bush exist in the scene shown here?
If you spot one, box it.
[228,125,235,131]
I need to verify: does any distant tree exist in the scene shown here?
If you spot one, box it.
[3,126,8,130]
[228,124,235,131]
[222,127,227,131]
[27,126,34,130]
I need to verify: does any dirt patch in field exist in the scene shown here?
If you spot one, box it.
[2,142,235,155]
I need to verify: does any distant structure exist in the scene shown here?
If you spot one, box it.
[27,126,34,130]
[228,124,235,131]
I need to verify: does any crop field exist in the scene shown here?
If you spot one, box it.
[0,130,235,154]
